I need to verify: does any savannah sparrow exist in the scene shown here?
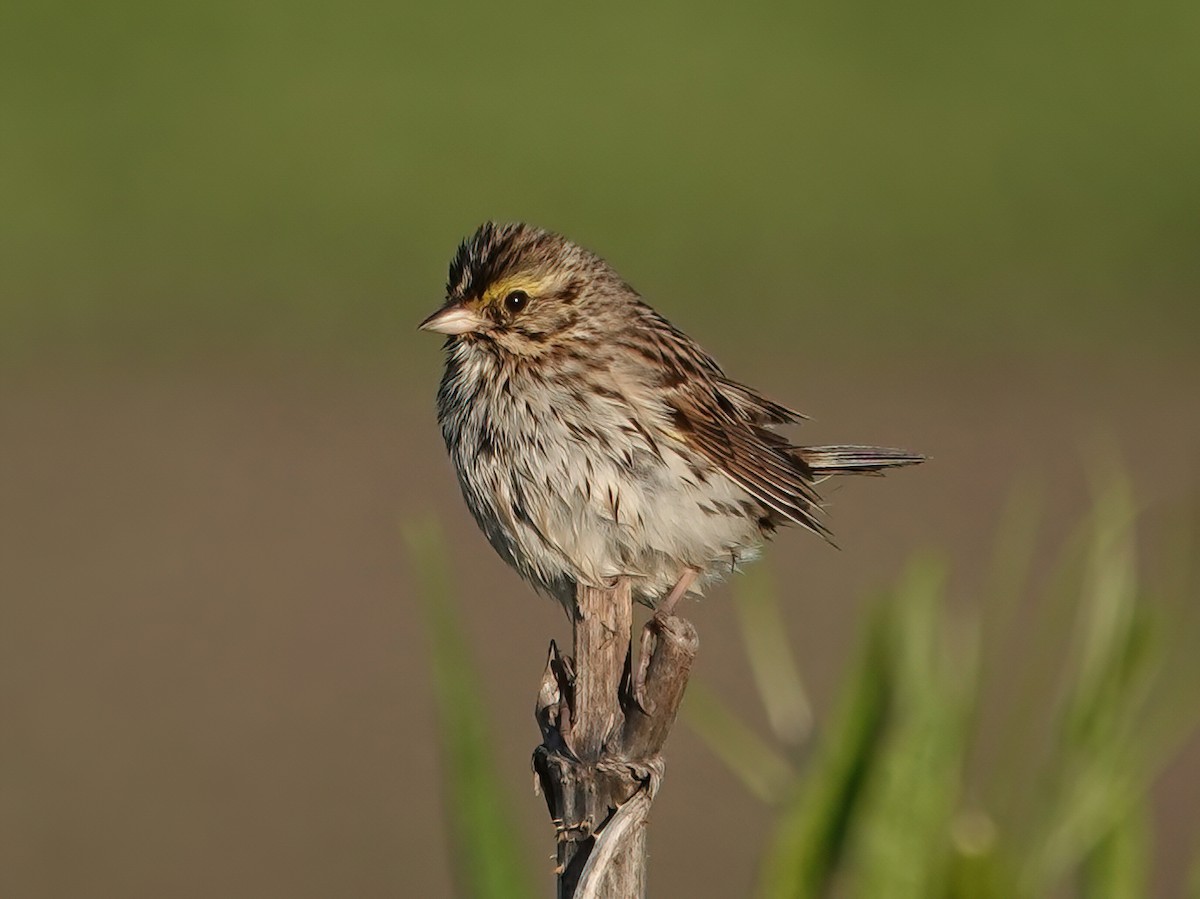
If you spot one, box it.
[421,222,923,616]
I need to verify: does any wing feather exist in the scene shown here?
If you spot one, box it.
[633,311,827,535]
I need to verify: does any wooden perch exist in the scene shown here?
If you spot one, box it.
[533,578,699,898]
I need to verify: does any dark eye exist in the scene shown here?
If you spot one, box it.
[504,290,529,313]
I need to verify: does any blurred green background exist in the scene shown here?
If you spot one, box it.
[2,1,1198,897]
[3,0,1199,359]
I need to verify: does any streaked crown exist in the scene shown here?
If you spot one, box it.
[421,222,635,346]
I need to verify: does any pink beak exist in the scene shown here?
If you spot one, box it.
[418,303,486,336]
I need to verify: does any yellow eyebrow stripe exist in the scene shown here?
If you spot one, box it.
[482,277,551,305]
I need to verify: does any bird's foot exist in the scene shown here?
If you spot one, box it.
[632,568,699,711]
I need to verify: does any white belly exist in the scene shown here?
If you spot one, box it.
[439,346,763,606]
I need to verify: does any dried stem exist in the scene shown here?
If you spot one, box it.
[533,579,699,898]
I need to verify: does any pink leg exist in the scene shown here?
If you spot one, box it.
[658,567,700,617]
[633,568,700,712]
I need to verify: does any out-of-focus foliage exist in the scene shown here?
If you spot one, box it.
[411,479,1199,897]
[687,476,1200,898]
[3,0,1199,358]
[404,522,535,899]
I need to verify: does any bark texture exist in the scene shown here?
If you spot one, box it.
[533,580,699,898]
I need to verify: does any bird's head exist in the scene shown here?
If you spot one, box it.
[419,222,630,355]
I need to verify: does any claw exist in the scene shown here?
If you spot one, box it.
[632,619,658,713]
[633,568,699,711]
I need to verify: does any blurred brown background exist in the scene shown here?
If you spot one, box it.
[2,1,1198,896]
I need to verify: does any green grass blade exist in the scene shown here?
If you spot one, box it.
[972,481,1044,840]
[733,564,813,748]
[1070,471,1139,727]
[843,558,978,899]
[1079,805,1149,899]
[1019,474,1163,896]
[683,681,796,805]
[403,521,536,899]
[753,598,893,899]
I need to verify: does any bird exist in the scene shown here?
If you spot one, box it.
[420,222,923,618]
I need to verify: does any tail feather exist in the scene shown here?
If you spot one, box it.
[798,444,926,476]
